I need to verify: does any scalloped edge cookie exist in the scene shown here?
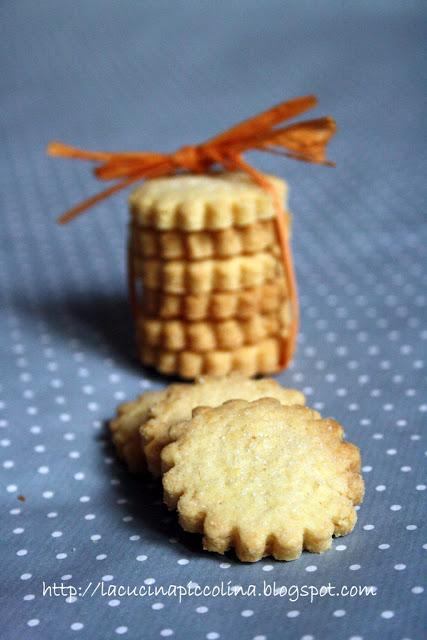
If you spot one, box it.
[133,251,281,294]
[140,280,287,320]
[129,172,287,231]
[138,336,286,379]
[162,399,364,562]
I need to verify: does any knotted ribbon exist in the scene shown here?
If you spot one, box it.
[47,95,336,368]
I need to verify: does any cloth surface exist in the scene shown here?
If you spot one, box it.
[1,1,426,639]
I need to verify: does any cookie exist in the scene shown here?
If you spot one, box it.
[133,251,282,294]
[140,281,287,320]
[138,304,289,352]
[109,388,166,472]
[130,219,286,260]
[129,172,287,231]
[162,399,364,562]
[141,376,304,476]
[139,336,286,379]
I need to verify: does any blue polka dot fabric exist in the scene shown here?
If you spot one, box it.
[1,1,426,639]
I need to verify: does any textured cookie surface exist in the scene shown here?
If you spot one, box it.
[133,251,281,294]
[138,304,289,352]
[129,172,287,231]
[141,376,305,476]
[109,389,166,472]
[141,281,287,320]
[130,219,283,260]
[139,336,286,379]
[162,399,364,562]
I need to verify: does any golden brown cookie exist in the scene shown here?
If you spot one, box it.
[141,376,304,476]
[140,281,287,320]
[138,304,289,352]
[109,388,166,472]
[133,251,281,294]
[139,336,286,379]
[129,172,287,231]
[162,399,364,562]
[130,219,286,260]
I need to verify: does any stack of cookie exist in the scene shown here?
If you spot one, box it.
[110,376,364,562]
[128,172,291,378]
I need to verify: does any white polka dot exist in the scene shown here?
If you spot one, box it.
[144,578,155,585]
[406,525,417,530]
[84,514,95,520]
[333,609,346,617]
[27,619,39,627]
[16,549,28,556]
[51,531,62,538]
[394,564,406,570]
[3,460,14,468]
[115,627,128,635]
[90,534,101,541]
[376,485,386,491]
[386,449,397,456]
[287,610,300,618]
[152,602,165,610]
[43,491,54,499]
[71,623,84,631]
[21,573,32,580]
[196,606,208,613]
[102,575,113,581]
[56,553,67,559]
[262,564,274,572]
[362,466,372,473]
[206,634,219,640]
[38,466,49,474]
[23,594,35,601]
[136,555,147,562]
[363,524,375,530]
[13,527,24,534]
[177,558,189,565]
[381,611,394,619]
[349,564,361,571]
[305,565,317,572]
[6,484,17,493]
[416,484,426,491]
[335,544,347,551]
[160,630,174,637]
[390,504,402,511]
[74,472,85,480]
[108,599,120,607]
[80,496,90,502]
[96,554,107,560]
[241,609,254,617]
[411,586,424,594]
[378,543,390,550]
[219,563,230,569]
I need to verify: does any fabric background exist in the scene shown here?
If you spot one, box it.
[1,1,426,639]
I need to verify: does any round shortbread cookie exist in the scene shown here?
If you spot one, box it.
[139,336,285,379]
[140,281,287,320]
[130,218,287,261]
[133,251,281,294]
[138,303,289,352]
[129,172,287,231]
[162,399,364,562]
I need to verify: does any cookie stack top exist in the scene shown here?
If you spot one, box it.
[129,173,287,230]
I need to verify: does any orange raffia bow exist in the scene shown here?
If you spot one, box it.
[47,95,336,368]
